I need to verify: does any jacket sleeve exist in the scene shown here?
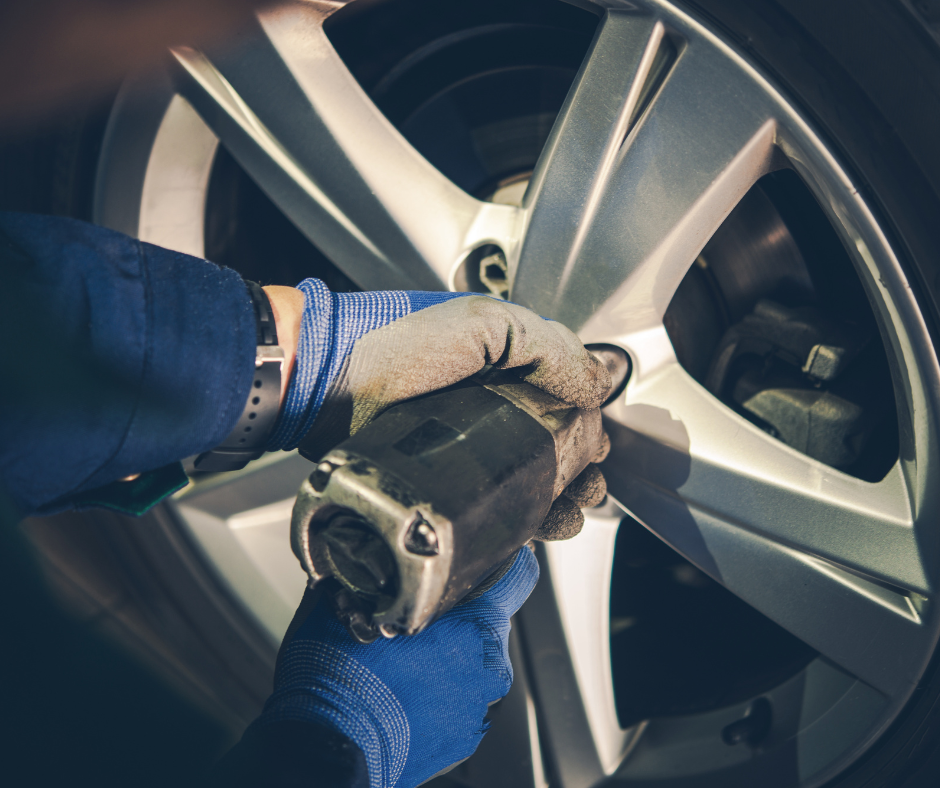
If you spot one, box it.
[208,721,370,788]
[0,211,256,518]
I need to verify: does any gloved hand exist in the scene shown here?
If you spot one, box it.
[266,279,612,538]
[253,546,540,788]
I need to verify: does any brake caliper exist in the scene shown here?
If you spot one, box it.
[705,299,881,468]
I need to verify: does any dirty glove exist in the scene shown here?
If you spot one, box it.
[267,279,611,539]
[253,546,539,788]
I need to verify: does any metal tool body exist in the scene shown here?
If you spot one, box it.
[290,368,605,642]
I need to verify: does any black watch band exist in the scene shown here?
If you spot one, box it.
[193,281,284,473]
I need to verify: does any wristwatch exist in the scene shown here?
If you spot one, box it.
[193,281,284,472]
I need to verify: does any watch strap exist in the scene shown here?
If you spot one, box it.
[193,281,283,473]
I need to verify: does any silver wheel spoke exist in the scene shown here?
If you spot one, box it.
[170,0,518,290]
[543,504,641,776]
[513,10,776,334]
[172,452,315,642]
[602,352,930,697]
[177,452,313,520]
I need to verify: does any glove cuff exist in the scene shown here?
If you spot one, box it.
[266,280,469,451]
[266,278,335,450]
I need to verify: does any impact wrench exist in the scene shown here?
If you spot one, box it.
[290,348,629,643]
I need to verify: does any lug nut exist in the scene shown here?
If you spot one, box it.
[479,250,509,299]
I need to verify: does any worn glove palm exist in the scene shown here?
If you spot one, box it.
[254,546,539,788]
[268,279,611,538]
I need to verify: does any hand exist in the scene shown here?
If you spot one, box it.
[254,546,540,788]
[264,280,612,538]
[535,440,609,540]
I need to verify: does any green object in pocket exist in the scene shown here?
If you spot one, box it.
[68,462,190,517]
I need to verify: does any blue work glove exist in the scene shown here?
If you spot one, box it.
[253,546,539,788]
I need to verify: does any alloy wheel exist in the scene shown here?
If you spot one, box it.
[93,1,940,786]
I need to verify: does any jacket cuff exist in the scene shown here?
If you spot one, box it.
[208,719,369,788]
[83,241,256,489]
[0,211,256,516]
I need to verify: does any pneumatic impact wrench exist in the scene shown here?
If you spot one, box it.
[289,348,629,643]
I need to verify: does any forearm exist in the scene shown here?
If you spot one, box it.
[262,285,303,408]
[0,211,257,517]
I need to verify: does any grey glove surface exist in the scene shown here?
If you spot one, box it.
[299,294,612,539]
[536,442,610,541]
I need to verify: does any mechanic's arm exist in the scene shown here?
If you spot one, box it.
[1,211,609,788]
[210,545,539,788]
[1,211,609,524]
[1,210,258,517]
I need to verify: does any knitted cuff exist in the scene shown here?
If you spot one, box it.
[257,641,409,788]
[266,279,469,451]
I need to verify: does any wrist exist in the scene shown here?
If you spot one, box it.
[262,635,404,787]
[192,281,286,473]
[263,285,304,409]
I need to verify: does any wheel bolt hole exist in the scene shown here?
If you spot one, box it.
[452,244,509,300]
[721,697,772,748]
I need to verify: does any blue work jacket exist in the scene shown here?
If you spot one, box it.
[0,210,256,518]
[0,211,367,787]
